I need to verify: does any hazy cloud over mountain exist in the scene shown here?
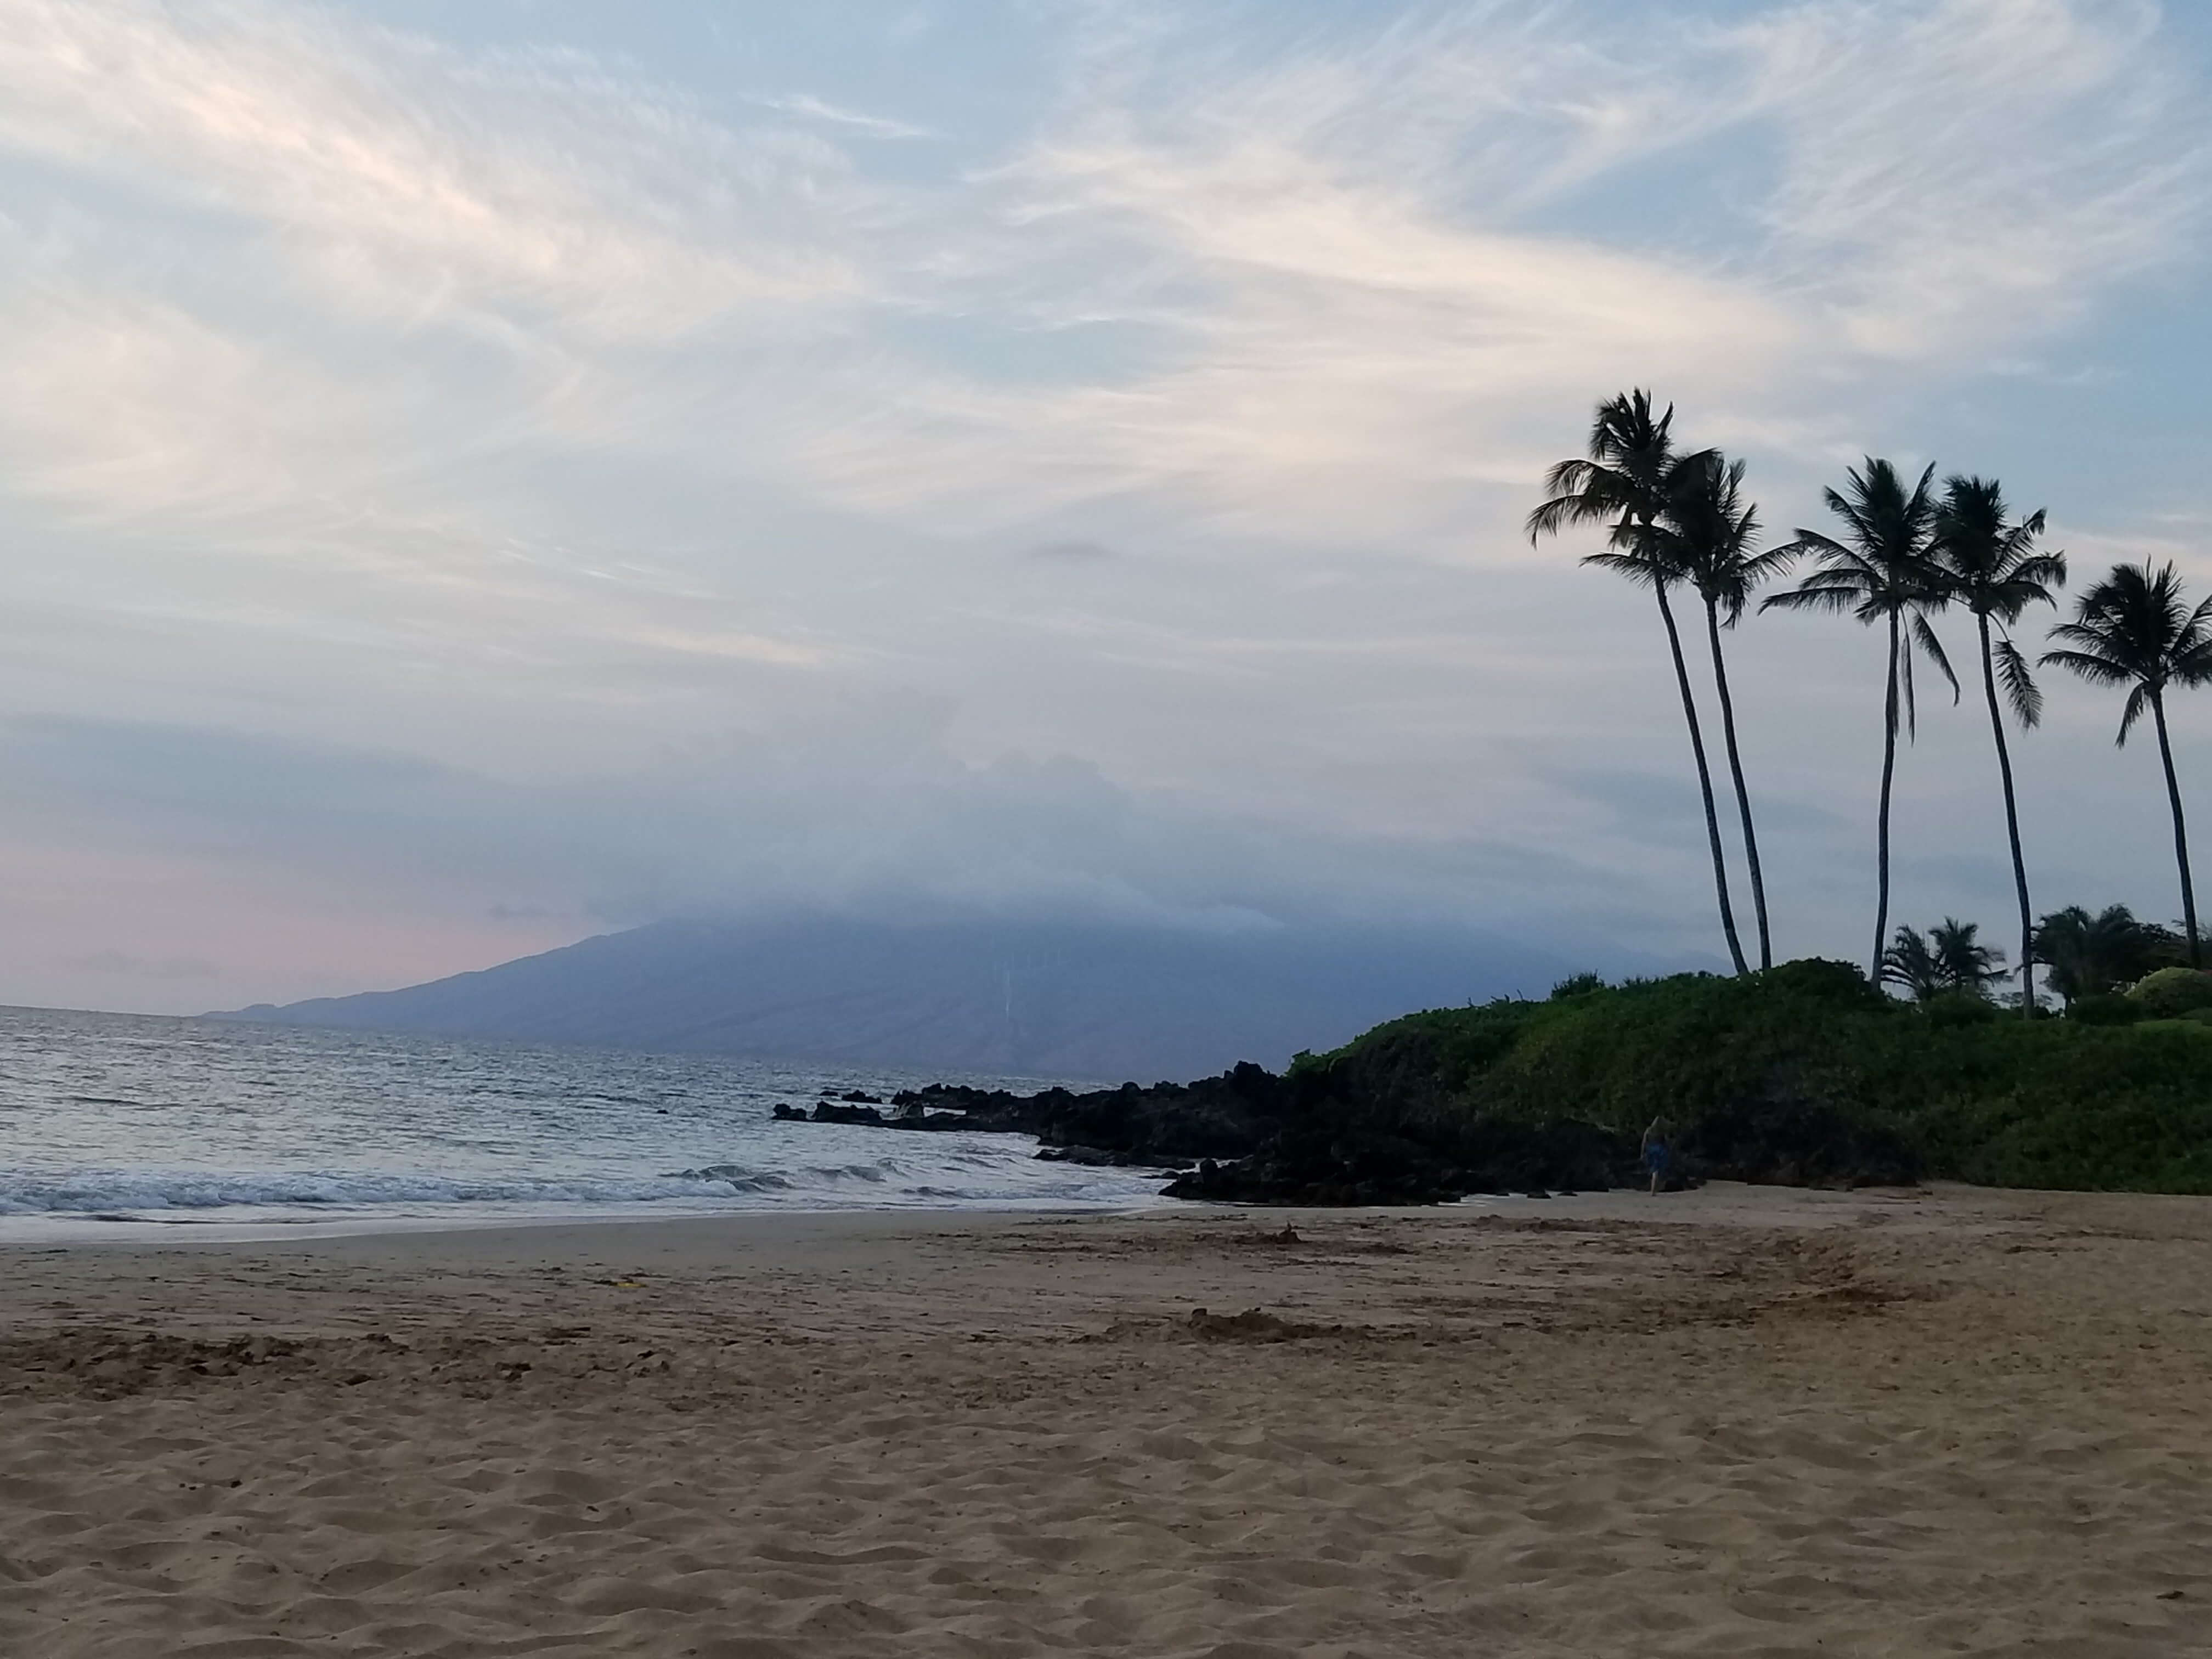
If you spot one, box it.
[0,0,2207,1012]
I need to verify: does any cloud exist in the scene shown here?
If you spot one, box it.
[751,93,936,141]
[1024,538,1119,562]
[1735,0,2207,355]
[0,0,866,340]
[59,950,219,981]
[781,0,2207,539]
[0,286,397,524]
[0,712,1672,947]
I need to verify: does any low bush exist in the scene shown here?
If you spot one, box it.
[1924,990,2001,1028]
[2126,967,2212,1018]
[2069,994,2144,1026]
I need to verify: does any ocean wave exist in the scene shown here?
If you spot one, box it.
[0,1152,1163,1219]
[0,1170,759,1216]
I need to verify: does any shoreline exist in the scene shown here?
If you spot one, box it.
[0,1178,1957,1256]
[0,1194,1173,1251]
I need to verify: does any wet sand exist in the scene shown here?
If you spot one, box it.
[2,1183,2207,1656]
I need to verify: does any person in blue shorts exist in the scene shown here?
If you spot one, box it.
[1640,1116,1671,1195]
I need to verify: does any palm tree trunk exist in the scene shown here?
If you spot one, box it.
[2151,689,2202,968]
[1704,598,1771,970]
[1978,616,2035,1014]
[1654,584,1749,975]
[1872,613,1901,983]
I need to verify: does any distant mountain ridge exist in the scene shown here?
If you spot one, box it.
[217,915,1588,1079]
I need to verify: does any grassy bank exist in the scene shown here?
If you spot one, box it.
[1297,960,2212,1194]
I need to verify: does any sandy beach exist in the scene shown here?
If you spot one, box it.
[1,1184,2207,1657]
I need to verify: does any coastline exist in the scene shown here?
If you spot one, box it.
[0,1176,1925,1254]
[5,1183,2208,1655]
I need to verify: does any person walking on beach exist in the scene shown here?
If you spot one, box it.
[1641,1117,1672,1195]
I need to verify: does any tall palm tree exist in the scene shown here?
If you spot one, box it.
[1528,391,1748,975]
[1762,459,1955,981]
[2043,561,2212,966]
[1651,452,1792,969]
[1931,477,2067,1013]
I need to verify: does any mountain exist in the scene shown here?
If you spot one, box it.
[216,914,1594,1080]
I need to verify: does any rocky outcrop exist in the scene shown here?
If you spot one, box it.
[770,998,1925,1205]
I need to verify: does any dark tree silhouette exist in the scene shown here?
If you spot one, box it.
[1882,918,2005,1003]
[1763,460,1955,981]
[1931,477,2066,1013]
[1929,917,2008,995]
[1528,392,1748,975]
[1649,453,1792,969]
[2029,904,2171,1003]
[1879,926,1945,1002]
[2044,561,2212,966]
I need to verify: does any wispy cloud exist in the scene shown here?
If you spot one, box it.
[750,92,937,141]
[0,0,867,339]
[782,0,2208,537]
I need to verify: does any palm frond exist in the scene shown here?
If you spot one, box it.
[2118,681,2152,747]
[1994,635,2042,728]
[1912,613,1961,706]
[2040,641,2132,686]
[1761,584,1864,616]
[1580,550,1673,590]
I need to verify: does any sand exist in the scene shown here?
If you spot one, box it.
[1,1183,2207,1657]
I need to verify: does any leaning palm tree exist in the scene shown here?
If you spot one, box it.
[2043,562,2212,966]
[1762,460,1955,981]
[1528,392,1748,975]
[1931,477,2066,1013]
[1651,452,1793,968]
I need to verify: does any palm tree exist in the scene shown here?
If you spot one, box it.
[1762,460,1956,981]
[1883,918,2006,1003]
[1651,452,1792,969]
[1880,926,1945,1002]
[1931,477,2067,1013]
[2043,561,2212,967]
[1529,391,1748,975]
[2029,903,2169,1004]
[1929,917,2007,996]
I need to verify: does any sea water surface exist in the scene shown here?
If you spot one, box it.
[0,1006,1165,1241]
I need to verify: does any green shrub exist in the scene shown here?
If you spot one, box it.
[1925,990,2000,1028]
[1754,957,1891,1011]
[2069,994,2145,1026]
[1316,960,2212,1194]
[1549,972,1607,1001]
[2126,967,2212,1018]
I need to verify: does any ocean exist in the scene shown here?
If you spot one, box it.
[0,1005,1164,1241]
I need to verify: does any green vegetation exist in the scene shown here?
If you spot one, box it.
[2127,967,2212,1019]
[1297,961,2212,1194]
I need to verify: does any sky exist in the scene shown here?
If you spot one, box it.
[1,0,2209,1013]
